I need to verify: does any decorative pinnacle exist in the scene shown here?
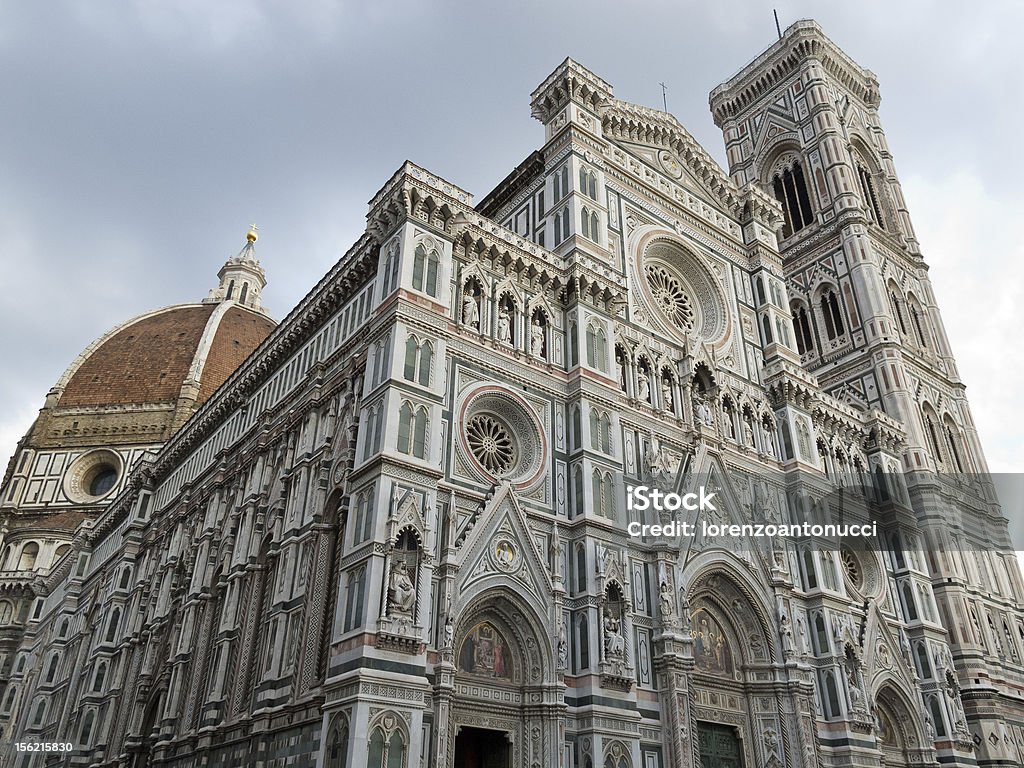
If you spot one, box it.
[246,223,258,243]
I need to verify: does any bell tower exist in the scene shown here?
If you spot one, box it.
[710,19,980,475]
[712,20,1024,767]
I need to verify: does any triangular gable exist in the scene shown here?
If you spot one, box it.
[454,481,553,602]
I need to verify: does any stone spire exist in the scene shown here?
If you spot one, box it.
[207,225,267,311]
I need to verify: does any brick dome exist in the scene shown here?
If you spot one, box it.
[57,303,275,409]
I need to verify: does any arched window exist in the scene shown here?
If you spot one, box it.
[923,409,943,465]
[915,641,932,679]
[581,206,591,239]
[576,613,590,671]
[239,282,249,304]
[93,661,107,692]
[579,166,598,200]
[889,289,907,335]
[819,288,845,340]
[901,581,918,621]
[118,566,132,590]
[343,566,366,633]
[552,165,569,201]
[45,653,59,683]
[412,245,440,297]
[18,542,39,571]
[928,694,948,737]
[80,711,95,745]
[585,323,607,371]
[397,402,428,459]
[226,280,235,300]
[761,314,773,345]
[791,302,814,355]
[908,296,929,348]
[105,607,121,643]
[367,724,406,768]
[944,420,966,472]
[327,716,349,768]
[855,156,885,228]
[0,601,12,624]
[32,699,46,726]
[821,669,842,719]
[2,685,16,713]
[771,157,814,237]
[592,471,613,518]
[402,337,432,386]
[397,403,414,456]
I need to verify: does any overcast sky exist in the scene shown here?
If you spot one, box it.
[1,1,1020,477]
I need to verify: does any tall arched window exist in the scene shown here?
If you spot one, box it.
[888,289,907,335]
[343,566,366,633]
[397,402,428,459]
[552,165,569,201]
[771,157,814,237]
[791,302,814,355]
[32,699,46,726]
[93,661,107,692]
[3,685,17,713]
[45,653,59,683]
[924,411,943,465]
[944,418,966,472]
[586,323,607,371]
[402,337,432,386]
[411,245,439,297]
[908,295,929,348]
[18,542,39,571]
[105,608,121,643]
[397,403,414,456]
[855,157,885,228]
[0,601,12,624]
[80,711,95,745]
[327,716,349,768]
[579,166,598,199]
[819,288,845,340]
[367,724,406,768]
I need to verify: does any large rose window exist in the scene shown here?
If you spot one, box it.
[646,264,695,332]
[466,414,516,474]
[460,392,544,483]
[638,238,727,343]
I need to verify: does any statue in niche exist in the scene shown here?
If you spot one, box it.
[530,315,545,357]
[497,303,512,344]
[637,369,651,403]
[659,580,675,622]
[388,560,416,617]
[462,288,480,329]
[443,614,454,649]
[693,393,714,426]
[744,416,755,447]
[557,620,568,670]
[603,607,625,658]
[661,377,674,412]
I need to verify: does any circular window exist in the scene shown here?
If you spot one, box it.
[638,238,727,343]
[460,391,544,484]
[64,450,123,503]
[840,547,862,589]
[646,264,695,332]
[88,467,118,497]
[467,414,516,474]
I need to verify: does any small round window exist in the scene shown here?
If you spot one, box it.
[63,449,122,503]
[88,467,118,497]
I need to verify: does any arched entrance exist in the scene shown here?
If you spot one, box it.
[685,569,785,768]
[446,590,559,768]
[874,684,928,768]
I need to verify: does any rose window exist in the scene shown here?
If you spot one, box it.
[645,264,695,332]
[841,548,861,589]
[466,414,517,474]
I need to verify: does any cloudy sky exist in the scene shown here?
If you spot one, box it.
[1,1,1021,477]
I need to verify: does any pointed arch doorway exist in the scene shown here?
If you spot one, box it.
[445,590,559,768]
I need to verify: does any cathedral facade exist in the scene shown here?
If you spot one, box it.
[2,19,1023,768]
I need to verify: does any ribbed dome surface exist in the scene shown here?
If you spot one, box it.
[59,303,275,409]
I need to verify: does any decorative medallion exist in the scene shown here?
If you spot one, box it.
[658,150,683,180]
